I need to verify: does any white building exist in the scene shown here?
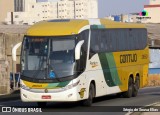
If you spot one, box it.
[5,0,98,25]
[150,0,160,4]
[143,0,160,23]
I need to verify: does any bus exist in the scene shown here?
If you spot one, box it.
[20,19,149,106]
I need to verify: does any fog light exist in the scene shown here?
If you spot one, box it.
[68,94,73,98]
[23,94,27,98]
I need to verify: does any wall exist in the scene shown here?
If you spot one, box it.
[0,33,24,94]
[0,0,14,24]
[0,34,9,94]
[148,74,160,86]
[144,7,160,23]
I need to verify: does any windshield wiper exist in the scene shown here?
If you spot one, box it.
[32,39,49,79]
[47,63,62,82]
[47,39,62,82]
[32,56,46,79]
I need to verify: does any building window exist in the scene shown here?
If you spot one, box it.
[32,5,34,8]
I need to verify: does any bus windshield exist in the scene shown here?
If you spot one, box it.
[21,36,76,80]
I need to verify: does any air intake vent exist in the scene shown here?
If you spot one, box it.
[48,19,70,22]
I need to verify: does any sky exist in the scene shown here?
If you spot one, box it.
[98,0,150,17]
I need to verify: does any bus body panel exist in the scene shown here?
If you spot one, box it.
[20,19,149,103]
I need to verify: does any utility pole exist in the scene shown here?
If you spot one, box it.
[11,44,16,90]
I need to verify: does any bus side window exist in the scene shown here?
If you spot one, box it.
[90,29,101,59]
[77,30,89,72]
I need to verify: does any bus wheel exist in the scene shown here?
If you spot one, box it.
[123,77,133,98]
[136,77,140,89]
[37,102,47,107]
[82,83,95,106]
[132,77,139,97]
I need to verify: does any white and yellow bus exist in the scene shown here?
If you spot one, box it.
[20,19,149,106]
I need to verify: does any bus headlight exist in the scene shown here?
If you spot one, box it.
[63,80,80,90]
[20,84,30,90]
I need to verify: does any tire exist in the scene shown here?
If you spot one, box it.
[132,77,139,97]
[136,77,140,89]
[37,102,47,107]
[82,83,95,106]
[123,77,133,98]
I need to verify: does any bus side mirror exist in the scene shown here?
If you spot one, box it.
[75,40,84,60]
[12,42,22,62]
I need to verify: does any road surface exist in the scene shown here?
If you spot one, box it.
[0,87,160,114]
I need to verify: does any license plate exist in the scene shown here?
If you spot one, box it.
[42,95,51,99]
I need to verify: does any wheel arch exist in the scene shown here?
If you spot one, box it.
[90,80,96,97]
[129,74,134,82]
[86,79,96,98]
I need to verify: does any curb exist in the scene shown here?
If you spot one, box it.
[0,90,20,102]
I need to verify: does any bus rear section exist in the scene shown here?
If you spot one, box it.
[88,25,149,98]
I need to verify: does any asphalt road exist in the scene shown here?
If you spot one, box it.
[0,87,160,114]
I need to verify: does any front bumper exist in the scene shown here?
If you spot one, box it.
[21,87,79,102]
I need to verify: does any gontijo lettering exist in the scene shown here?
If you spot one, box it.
[120,54,137,63]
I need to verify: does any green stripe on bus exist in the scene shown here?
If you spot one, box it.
[57,80,71,87]
[46,81,70,88]
[98,53,115,86]
[91,25,105,29]
[106,53,121,86]
[98,53,121,87]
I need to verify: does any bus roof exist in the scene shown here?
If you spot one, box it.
[26,19,146,36]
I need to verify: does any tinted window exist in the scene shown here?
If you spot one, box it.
[90,28,147,53]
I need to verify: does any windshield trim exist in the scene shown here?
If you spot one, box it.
[21,74,77,83]
[24,35,77,39]
[21,35,78,80]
